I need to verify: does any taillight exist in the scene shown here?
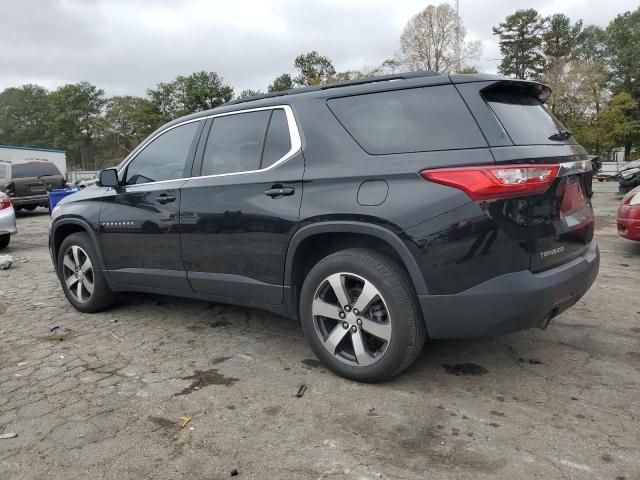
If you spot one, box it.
[420,164,560,201]
[0,194,11,210]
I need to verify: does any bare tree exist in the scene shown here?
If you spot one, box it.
[400,3,481,74]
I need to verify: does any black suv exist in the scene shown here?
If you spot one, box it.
[49,72,599,382]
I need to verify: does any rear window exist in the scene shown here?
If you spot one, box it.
[12,162,62,178]
[484,87,576,145]
[327,85,486,155]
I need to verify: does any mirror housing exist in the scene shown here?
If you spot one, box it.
[98,168,120,188]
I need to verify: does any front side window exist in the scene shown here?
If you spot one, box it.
[201,110,270,176]
[125,121,200,185]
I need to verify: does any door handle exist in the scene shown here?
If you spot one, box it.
[154,194,176,204]
[264,186,295,198]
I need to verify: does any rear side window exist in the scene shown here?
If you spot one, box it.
[12,162,61,178]
[484,87,576,145]
[202,111,270,176]
[327,85,486,154]
[262,109,292,168]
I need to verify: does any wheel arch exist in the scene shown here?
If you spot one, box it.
[51,219,106,271]
[285,222,429,299]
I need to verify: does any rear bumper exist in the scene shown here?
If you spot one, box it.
[0,206,17,236]
[10,194,49,206]
[618,217,640,241]
[419,241,599,339]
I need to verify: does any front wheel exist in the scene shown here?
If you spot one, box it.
[299,248,426,383]
[0,235,9,249]
[57,233,116,312]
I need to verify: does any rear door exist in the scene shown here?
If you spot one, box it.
[179,106,303,305]
[480,82,595,271]
[11,162,64,196]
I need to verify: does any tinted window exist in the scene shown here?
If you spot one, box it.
[261,109,292,168]
[327,85,486,154]
[484,88,576,145]
[12,162,61,178]
[125,121,199,185]
[202,111,270,176]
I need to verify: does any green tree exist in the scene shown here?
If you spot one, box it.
[238,89,262,99]
[597,91,639,155]
[606,8,640,158]
[0,85,51,148]
[148,71,233,120]
[103,96,162,152]
[493,9,547,79]
[48,82,106,169]
[543,14,582,62]
[267,73,294,92]
[293,51,336,86]
[573,25,608,64]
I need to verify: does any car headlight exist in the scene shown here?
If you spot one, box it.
[630,192,640,206]
[621,167,640,178]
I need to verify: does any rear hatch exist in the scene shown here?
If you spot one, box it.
[11,162,65,197]
[483,82,595,271]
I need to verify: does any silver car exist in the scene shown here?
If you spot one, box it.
[0,191,17,249]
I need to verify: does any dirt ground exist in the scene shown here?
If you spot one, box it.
[1,181,638,480]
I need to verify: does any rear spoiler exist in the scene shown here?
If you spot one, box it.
[479,80,551,104]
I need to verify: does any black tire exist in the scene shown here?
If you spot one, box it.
[0,235,9,249]
[299,248,426,383]
[57,232,116,313]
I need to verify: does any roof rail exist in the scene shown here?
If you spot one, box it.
[226,70,441,106]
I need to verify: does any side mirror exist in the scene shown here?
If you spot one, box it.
[98,168,120,188]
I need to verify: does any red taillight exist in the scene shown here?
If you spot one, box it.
[420,164,560,201]
[0,194,11,210]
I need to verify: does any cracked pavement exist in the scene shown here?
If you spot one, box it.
[1,182,639,479]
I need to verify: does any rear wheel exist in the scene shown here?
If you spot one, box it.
[0,235,9,249]
[57,233,116,312]
[300,248,426,383]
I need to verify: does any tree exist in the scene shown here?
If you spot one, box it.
[400,3,481,74]
[48,82,106,169]
[597,91,639,157]
[238,89,262,99]
[293,51,336,86]
[148,71,233,120]
[0,85,51,148]
[103,96,162,153]
[267,73,294,93]
[573,25,608,64]
[493,9,547,79]
[543,14,582,62]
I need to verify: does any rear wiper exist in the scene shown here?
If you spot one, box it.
[548,130,572,141]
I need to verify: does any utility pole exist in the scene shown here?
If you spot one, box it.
[455,0,461,73]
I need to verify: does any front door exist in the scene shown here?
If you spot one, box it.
[99,120,204,291]
[180,107,303,305]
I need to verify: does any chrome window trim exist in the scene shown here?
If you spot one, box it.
[118,104,301,187]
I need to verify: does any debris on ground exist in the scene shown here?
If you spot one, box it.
[179,416,192,428]
[0,432,17,439]
[0,255,13,270]
[50,325,60,332]
[16,361,28,367]
[230,468,238,476]
[295,384,307,398]
[519,357,544,364]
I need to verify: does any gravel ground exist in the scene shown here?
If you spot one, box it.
[0,181,638,480]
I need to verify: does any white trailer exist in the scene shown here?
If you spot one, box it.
[0,145,67,177]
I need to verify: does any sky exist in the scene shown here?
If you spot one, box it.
[0,0,636,97]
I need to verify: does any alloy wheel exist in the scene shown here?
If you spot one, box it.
[62,245,95,303]
[312,272,392,367]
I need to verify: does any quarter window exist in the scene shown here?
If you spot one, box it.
[262,109,292,168]
[125,121,200,185]
[327,85,486,154]
[201,111,270,176]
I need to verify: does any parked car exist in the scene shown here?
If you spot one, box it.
[0,191,17,249]
[0,160,66,210]
[48,72,599,382]
[617,186,640,241]
[618,160,640,194]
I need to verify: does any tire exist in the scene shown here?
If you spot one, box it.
[57,232,116,313]
[24,205,37,211]
[299,248,426,383]
[0,235,9,249]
